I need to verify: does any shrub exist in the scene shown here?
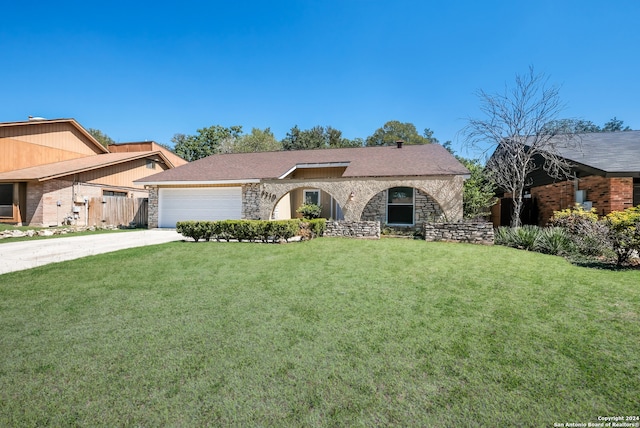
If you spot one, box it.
[550,204,599,231]
[494,225,542,251]
[550,204,611,259]
[176,221,214,242]
[300,219,327,240]
[177,220,303,243]
[605,206,640,266]
[296,203,322,220]
[536,227,572,255]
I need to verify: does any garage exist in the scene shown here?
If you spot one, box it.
[158,187,242,228]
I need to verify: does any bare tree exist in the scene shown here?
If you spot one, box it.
[463,67,578,227]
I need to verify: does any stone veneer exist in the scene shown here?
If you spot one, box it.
[361,188,444,230]
[423,222,494,245]
[148,186,159,228]
[324,220,380,239]
[146,176,465,228]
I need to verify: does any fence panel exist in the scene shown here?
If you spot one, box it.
[89,197,148,227]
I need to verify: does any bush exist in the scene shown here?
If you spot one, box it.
[299,219,327,240]
[494,225,542,251]
[550,204,611,259]
[605,206,640,266]
[176,221,213,242]
[176,219,303,243]
[536,227,572,256]
[296,203,322,220]
[550,204,599,231]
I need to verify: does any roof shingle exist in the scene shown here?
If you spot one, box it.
[136,144,468,184]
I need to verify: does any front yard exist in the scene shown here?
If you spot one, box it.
[0,239,638,426]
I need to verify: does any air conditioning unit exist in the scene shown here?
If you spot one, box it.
[582,201,593,210]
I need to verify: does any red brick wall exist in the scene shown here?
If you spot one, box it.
[531,181,575,225]
[530,175,634,224]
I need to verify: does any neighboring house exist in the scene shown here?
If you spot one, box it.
[0,118,185,226]
[135,143,470,229]
[491,131,640,226]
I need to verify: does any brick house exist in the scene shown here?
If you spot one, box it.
[491,131,640,226]
[136,143,469,230]
[0,118,186,226]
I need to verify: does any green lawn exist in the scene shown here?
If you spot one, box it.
[0,224,138,244]
[0,239,638,426]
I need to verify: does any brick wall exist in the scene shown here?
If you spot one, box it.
[531,176,634,224]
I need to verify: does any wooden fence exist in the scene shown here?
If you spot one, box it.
[88,197,148,227]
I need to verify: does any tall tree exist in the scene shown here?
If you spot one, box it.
[282,125,361,150]
[602,117,631,132]
[219,127,282,153]
[88,128,115,147]
[464,67,577,227]
[458,157,497,219]
[365,121,436,146]
[545,117,633,133]
[172,125,243,161]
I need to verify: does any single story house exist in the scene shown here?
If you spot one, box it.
[491,131,640,226]
[136,143,470,229]
[0,118,186,226]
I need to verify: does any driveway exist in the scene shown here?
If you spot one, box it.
[0,229,183,275]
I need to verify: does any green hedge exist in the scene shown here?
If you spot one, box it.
[176,219,314,243]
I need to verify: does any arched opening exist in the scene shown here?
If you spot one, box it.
[271,186,345,220]
[361,186,444,229]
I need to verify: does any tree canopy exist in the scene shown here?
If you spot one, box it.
[365,121,438,146]
[219,127,282,154]
[545,117,632,134]
[281,126,362,151]
[172,125,243,161]
[88,128,115,147]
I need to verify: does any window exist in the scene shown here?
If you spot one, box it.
[0,184,12,218]
[103,190,128,197]
[303,189,320,205]
[387,187,414,225]
[146,160,156,169]
[634,178,640,207]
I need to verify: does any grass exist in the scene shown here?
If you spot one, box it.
[0,239,638,426]
[0,223,138,244]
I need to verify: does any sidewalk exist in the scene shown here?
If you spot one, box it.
[0,230,182,275]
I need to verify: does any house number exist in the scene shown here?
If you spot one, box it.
[261,191,277,201]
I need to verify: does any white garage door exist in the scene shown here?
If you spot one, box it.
[158,187,242,228]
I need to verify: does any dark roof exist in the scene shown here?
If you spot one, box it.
[555,131,640,174]
[136,144,469,184]
[0,152,170,182]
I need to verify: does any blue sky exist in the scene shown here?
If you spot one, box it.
[1,0,638,156]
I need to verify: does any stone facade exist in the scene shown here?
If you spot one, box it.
[242,183,261,219]
[325,220,380,239]
[148,186,159,228]
[423,222,494,245]
[257,176,464,223]
[147,176,465,228]
[361,188,445,230]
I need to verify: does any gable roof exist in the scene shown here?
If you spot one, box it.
[0,151,170,182]
[136,144,469,184]
[554,131,640,175]
[0,118,109,154]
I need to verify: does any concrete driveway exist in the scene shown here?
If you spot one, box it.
[0,229,183,275]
